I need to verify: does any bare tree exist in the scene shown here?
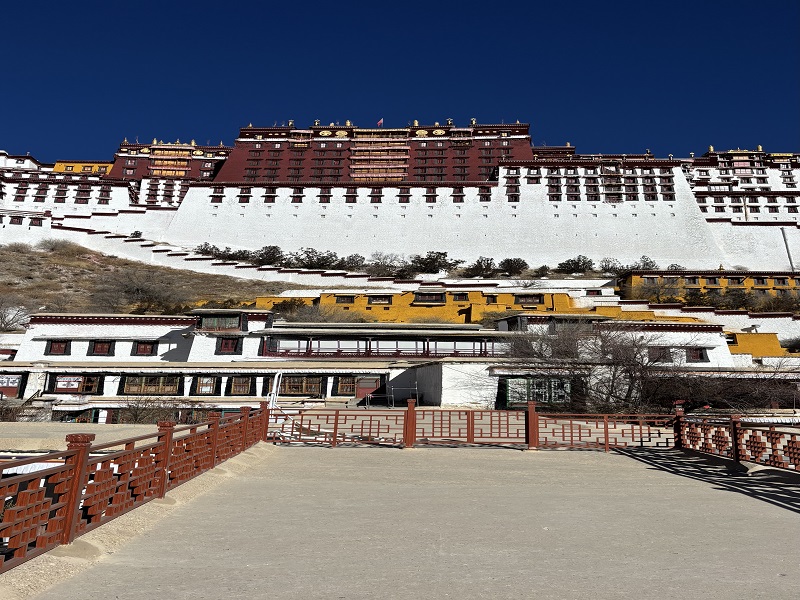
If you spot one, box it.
[0,293,30,331]
[118,396,180,424]
[0,395,24,422]
[503,321,703,413]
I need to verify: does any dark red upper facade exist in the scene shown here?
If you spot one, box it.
[106,140,232,181]
[213,120,534,184]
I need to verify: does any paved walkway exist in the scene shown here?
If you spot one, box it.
[22,447,800,599]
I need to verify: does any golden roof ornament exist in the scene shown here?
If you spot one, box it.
[470,118,477,125]
[708,145,714,152]
[413,119,419,126]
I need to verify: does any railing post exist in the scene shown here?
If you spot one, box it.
[208,412,221,466]
[259,401,270,442]
[61,433,95,545]
[404,399,417,448]
[240,406,251,451]
[603,415,610,453]
[526,400,538,450]
[730,414,742,463]
[467,410,475,444]
[331,410,340,447]
[673,406,685,449]
[156,421,176,498]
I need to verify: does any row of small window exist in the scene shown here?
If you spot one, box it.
[699,206,797,214]
[44,340,158,356]
[549,194,676,202]
[58,165,108,173]
[13,195,110,204]
[509,167,673,176]
[696,196,796,203]
[334,293,553,305]
[648,347,709,363]
[226,195,509,204]
[47,374,359,396]
[643,277,791,286]
[523,176,674,184]
[2,216,43,226]
[3,173,97,182]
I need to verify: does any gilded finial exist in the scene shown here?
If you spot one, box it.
[123,137,128,143]
[708,145,714,152]
[288,120,294,127]
[345,120,351,126]
[470,118,477,126]
[152,138,157,144]
[413,119,419,126]
[446,118,453,126]
[757,144,763,152]
[248,123,253,128]
[314,119,320,126]
[190,139,196,146]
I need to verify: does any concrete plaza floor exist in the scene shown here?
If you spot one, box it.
[9,445,800,599]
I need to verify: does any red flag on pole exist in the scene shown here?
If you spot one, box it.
[377,118,384,127]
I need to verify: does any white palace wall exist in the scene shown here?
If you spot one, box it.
[163,167,735,269]
[2,165,798,274]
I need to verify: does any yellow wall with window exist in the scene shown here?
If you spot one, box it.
[622,271,798,300]
[53,161,113,175]
[255,290,584,323]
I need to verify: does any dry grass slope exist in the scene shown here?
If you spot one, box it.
[0,240,305,314]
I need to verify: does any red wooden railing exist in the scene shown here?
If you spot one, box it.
[0,404,271,573]
[8,401,795,574]
[264,401,676,451]
[676,411,800,471]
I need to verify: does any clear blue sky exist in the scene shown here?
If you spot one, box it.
[3,0,798,162]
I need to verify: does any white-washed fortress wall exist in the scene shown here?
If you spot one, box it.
[2,166,798,271]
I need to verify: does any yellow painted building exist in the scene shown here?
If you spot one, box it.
[255,287,717,326]
[725,332,789,357]
[621,270,798,300]
[53,160,113,175]
[257,289,791,359]
[257,288,597,324]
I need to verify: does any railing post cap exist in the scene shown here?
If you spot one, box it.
[158,420,177,430]
[66,433,96,447]
[240,406,252,414]
[208,412,222,420]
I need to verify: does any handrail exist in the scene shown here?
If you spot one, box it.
[0,403,272,574]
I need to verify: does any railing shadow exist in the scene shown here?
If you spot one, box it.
[615,446,800,514]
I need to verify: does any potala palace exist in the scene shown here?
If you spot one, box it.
[1,119,798,271]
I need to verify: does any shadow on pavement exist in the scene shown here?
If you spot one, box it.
[615,447,800,515]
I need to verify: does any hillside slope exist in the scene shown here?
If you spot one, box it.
[0,240,304,314]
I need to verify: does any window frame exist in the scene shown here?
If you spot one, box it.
[215,337,243,355]
[88,340,115,356]
[45,340,71,356]
[132,341,158,356]
[122,375,181,395]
